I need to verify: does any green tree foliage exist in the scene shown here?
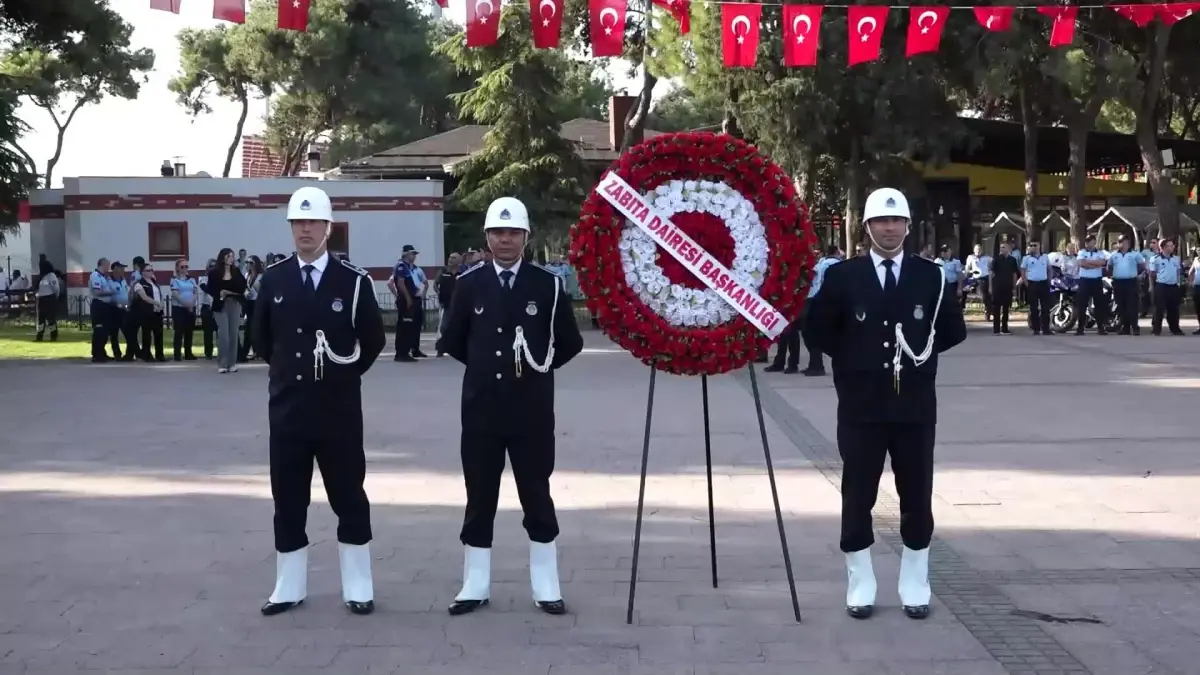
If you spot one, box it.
[169,26,270,177]
[0,90,36,242]
[436,4,589,252]
[0,1,153,186]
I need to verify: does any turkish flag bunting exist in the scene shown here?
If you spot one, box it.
[1159,2,1200,25]
[213,0,245,23]
[530,0,564,48]
[465,0,501,47]
[781,5,822,67]
[652,0,691,35]
[589,0,628,57]
[149,0,181,13]
[905,6,948,57]
[847,5,888,66]
[1110,4,1157,26]
[721,3,761,68]
[973,6,1014,32]
[1037,6,1078,47]
[278,0,311,31]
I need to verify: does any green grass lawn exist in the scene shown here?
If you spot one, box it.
[0,322,188,360]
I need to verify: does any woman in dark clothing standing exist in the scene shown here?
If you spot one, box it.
[207,248,247,373]
[131,264,166,361]
[239,256,264,362]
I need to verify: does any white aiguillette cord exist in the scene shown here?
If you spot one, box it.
[312,274,363,381]
[512,273,560,378]
[868,235,945,391]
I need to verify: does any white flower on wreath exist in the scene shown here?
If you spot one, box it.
[618,179,769,328]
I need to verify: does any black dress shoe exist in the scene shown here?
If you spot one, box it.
[346,600,374,615]
[448,598,488,616]
[903,604,930,620]
[260,599,303,616]
[763,364,784,373]
[846,605,873,620]
[801,368,826,377]
[536,599,567,615]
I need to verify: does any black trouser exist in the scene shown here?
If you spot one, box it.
[1153,283,1182,334]
[1112,278,1140,333]
[139,312,164,361]
[1075,278,1108,333]
[771,320,801,370]
[460,427,558,548]
[200,305,215,357]
[172,306,196,358]
[991,286,1012,333]
[837,422,935,553]
[978,277,992,317]
[410,302,425,353]
[1027,280,1051,333]
[90,300,112,359]
[239,300,255,360]
[395,301,416,356]
[269,431,372,553]
[1193,286,1200,324]
[35,295,58,338]
[800,304,824,371]
[107,307,133,358]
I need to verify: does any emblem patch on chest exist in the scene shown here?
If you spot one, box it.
[913,305,924,321]
[332,298,344,312]
[474,306,484,315]
[526,301,538,316]
[854,308,866,322]
[274,296,283,304]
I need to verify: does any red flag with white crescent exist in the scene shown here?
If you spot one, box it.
[781,5,822,67]
[277,0,311,31]
[530,0,564,48]
[1037,6,1078,47]
[466,0,501,47]
[589,0,628,57]
[1110,4,1157,26]
[973,6,1014,32]
[847,5,888,66]
[651,0,690,34]
[720,3,761,68]
[905,6,948,57]
[1159,2,1200,25]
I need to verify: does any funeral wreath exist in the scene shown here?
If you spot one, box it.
[569,132,817,376]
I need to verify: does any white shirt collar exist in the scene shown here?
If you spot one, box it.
[869,249,904,270]
[494,259,522,279]
[299,251,329,272]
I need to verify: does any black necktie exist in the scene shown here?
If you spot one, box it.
[882,259,897,295]
[499,270,514,290]
[303,264,316,294]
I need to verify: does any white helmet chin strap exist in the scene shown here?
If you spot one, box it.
[865,220,909,255]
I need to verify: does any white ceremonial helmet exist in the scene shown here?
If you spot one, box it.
[287,186,334,222]
[484,196,531,232]
[862,187,911,223]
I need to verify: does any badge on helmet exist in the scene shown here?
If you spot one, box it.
[300,200,311,210]
[885,197,896,208]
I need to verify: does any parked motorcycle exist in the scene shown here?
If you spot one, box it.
[1031,276,1121,333]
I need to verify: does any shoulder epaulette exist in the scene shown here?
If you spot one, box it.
[530,262,557,275]
[340,258,369,276]
[267,254,294,269]
[458,262,487,277]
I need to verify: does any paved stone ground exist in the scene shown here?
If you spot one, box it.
[1,324,1199,675]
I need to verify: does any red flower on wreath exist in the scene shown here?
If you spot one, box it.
[569,132,818,377]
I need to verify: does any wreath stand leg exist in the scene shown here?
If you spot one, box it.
[625,365,802,625]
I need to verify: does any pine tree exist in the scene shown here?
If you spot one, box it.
[436,6,589,249]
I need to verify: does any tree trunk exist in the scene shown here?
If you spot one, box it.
[1019,84,1039,242]
[1067,125,1089,245]
[722,82,741,138]
[844,134,862,254]
[223,95,250,178]
[619,58,657,155]
[1135,22,1179,240]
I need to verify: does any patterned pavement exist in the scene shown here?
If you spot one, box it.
[1,325,1200,674]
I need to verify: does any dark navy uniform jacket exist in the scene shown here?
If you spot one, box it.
[806,254,966,425]
[252,254,386,438]
[437,261,584,435]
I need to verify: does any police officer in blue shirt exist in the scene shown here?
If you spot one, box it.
[791,245,841,376]
[1107,235,1144,335]
[1150,239,1184,335]
[89,258,116,362]
[936,246,963,304]
[108,261,138,360]
[1019,241,1052,335]
[388,245,419,362]
[1075,235,1110,335]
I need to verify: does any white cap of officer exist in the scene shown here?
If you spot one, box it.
[862,187,911,223]
[484,197,530,232]
[287,186,334,222]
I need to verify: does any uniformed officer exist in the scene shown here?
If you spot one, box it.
[1108,236,1144,335]
[1019,241,1051,335]
[1149,239,1184,335]
[1076,235,1110,335]
[251,186,387,617]
[936,245,963,305]
[806,187,966,621]
[89,259,115,362]
[436,196,584,617]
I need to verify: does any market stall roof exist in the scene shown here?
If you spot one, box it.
[1087,206,1200,233]
[1042,211,1069,230]
[985,212,1024,235]
[950,117,1200,174]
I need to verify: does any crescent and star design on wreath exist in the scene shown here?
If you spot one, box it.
[730,15,751,43]
[856,16,877,42]
[791,13,812,43]
[474,0,493,22]
[599,7,619,34]
[538,0,556,27]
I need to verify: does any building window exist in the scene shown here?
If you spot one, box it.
[148,221,189,261]
[329,222,349,257]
